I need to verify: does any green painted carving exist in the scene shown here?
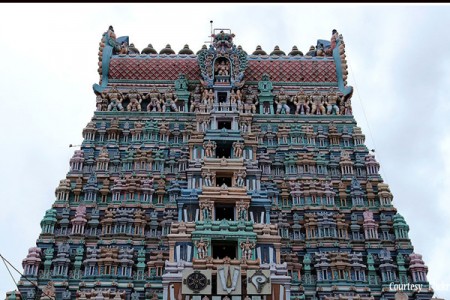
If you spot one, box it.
[258,73,274,114]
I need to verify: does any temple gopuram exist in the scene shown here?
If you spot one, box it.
[6,26,434,300]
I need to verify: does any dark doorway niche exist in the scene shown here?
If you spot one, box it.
[212,240,238,259]
[216,141,233,158]
[218,92,228,103]
[218,120,232,130]
[216,176,232,188]
[215,204,234,220]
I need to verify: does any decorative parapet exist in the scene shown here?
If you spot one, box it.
[94,26,129,93]
[332,32,352,96]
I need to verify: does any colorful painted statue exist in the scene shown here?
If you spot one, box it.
[103,85,124,111]
[163,87,178,112]
[310,88,326,115]
[235,169,246,187]
[190,85,203,112]
[326,87,340,115]
[233,141,244,158]
[96,93,108,111]
[202,169,213,187]
[275,88,291,114]
[146,87,162,112]
[203,140,216,158]
[240,238,255,260]
[195,238,208,259]
[243,86,258,114]
[293,88,310,115]
[126,88,143,111]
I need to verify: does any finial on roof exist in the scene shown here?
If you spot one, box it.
[160,44,175,55]
[252,45,267,55]
[141,44,157,54]
[270,45,286,56]
[128,43,139,54]
[178,44,194,55]
[288,45,303,56]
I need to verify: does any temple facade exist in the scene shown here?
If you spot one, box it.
[6,26,434,300]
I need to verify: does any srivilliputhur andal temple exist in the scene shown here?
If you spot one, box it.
[6,26,433,300]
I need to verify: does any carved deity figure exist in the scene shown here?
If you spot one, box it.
[195,238,208,259]
[310,88,326,115]
[216,60,230,76]
[229,89,241,105]
[235,169,247,187]
[202,169,214,187]
[237,201,249,221]
[341,97,352,115]
[96,93,108,111]
[157,178,166,190]
[190,85,202,112]
[103,85,124,111]
[203,140,216,158]
[200,201,213,221]
[243,86,258,113]
[202,206,209,221]
[203,89,215,107]
[199,117,211,132]
[326,87,340,115]
[41,281,56,298]
[240,120,250,133]
[126,88,143,111]
[163,87,179,112]
[240,238,255,260]
[146,87,162,112]
[293,88,310,115]
[232,141,244,158]
[275,88,291,114]
[236,89,243,106]
[239,206,247,220]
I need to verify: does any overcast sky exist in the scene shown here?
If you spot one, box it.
[0,3,449,298]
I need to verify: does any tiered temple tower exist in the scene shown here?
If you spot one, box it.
[6,26,434,300]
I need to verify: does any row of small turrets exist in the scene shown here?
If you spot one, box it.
[119,28,340,57]
[122,43,332,57]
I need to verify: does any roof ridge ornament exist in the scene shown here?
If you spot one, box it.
[211,28,235,53]
[197,28,247,89]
